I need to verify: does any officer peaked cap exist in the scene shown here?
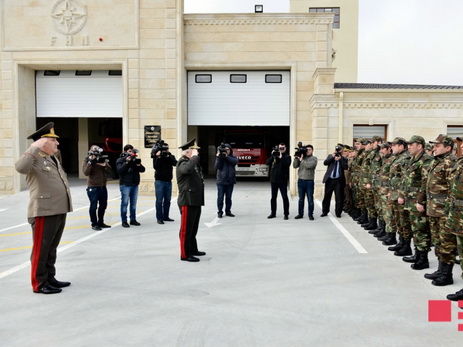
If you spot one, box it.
[27,122,60,141]
[179,138,201,150]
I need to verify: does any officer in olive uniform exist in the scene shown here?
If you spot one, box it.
[424,134,456,286]
[15,123,73,294]
[177,138,206,262]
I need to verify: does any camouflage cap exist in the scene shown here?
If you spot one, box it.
[380,142,392,149]
[357,138,371,145]
[429,134,453,146]
[391,137,407,145]
[371,135,383,142]
[406,135,425,146]
[425,143,432,151]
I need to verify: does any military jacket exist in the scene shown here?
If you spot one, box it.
[15,145,73,218]
[446,157,463,235]
[401,151,433,211]
[350,149,365,185]
[369,148,383,188]
[360,149,373,185]
[378,154,393,193]
[426,152,455,217]
[388,150,411,200]
[176,155,205,207]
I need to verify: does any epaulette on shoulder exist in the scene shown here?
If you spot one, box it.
[38,152,46,158]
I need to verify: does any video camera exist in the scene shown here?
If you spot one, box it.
[86,146,108,164]
[217,143,228,158]
[334,145,343,157]
[294,142,308,157]
[151,140,170,158]
[272,145,280,158]
[121,148,141,165]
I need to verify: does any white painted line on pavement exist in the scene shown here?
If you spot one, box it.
[316,200,368,254]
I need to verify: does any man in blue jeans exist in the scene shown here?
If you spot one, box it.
[116,144,145,228]
[215,143,238,218]
[152,141,177,224]
[293,144,318,220]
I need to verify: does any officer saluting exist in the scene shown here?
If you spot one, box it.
[15,122,73,294]
[177,138,206,262]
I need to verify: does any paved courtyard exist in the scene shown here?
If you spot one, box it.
[1,178,462,346]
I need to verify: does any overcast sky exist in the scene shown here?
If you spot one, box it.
[184,0,463,86]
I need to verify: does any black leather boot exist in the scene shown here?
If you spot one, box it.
[388,236,403,251]
[446,288,463,301]
[411,250,429,270]
[402,247,418,263]
[355,209,368,223]
[424,261,443,280]
[382,233,397,246]
[394,238,412,256]
[374,228,386,239]
[369,219,383,234]
[365,218,378,230]
[432,263,454,286]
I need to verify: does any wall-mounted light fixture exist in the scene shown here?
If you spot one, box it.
[255,5,263,13]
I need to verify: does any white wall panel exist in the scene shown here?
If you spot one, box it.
[188,70,290,126]
[36,70,122,118]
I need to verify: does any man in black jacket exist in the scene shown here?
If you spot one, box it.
[152,142,177,224]
[266,143,292,220]
[321,144,348,218]
[177,138,205,262]
[116,144,146,228]
[215,143,238,218]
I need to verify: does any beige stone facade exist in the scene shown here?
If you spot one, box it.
[1,0,463,197]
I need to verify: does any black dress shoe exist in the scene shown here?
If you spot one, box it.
[33,284,62,294]
[122,222,130,228]
[225,212,235,217]
[193,251,206,256]
[294,215,303,219]
[181,256,200,262]
[157,220,164,224]
[267,214,276,219]
[320,213,328,217]
[336,214,342,218]
[130,220,141,226]
[92,225,102,231]
[164,218,174,222]
[309,215,314,220]
[284,215,289,220]
[98,223,111,228]
[48,279,71,288]
[218,212,223,218]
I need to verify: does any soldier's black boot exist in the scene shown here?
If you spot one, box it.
[394,238,412,256]
[382,232,397,246]
[353,209,363,221]
[432,263,454,286]
[356,210,368,224]
[388,236,403,251]
[424,261,443,280]
[402,247,418,263]
[369,219,383,234]
[374,228,386,239]
[411,250,429,270]
[365,218,378,231]
[361,217,372,228]
[446,288,463,301]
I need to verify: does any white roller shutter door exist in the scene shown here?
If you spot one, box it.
[188,70,290,126]
[36,70,122,118]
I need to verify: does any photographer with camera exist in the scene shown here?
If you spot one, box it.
[117,144,146,228]
[321,144,348,218]
[152,140,177,224]
[266,142,292,220]
[215,143,238,218]
[82,145,112,231]
[293,143,318,220]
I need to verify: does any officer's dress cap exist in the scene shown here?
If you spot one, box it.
[406,135,425,146]
[179,138,200,150]
[429,134,453,146]
[27,122,59,141]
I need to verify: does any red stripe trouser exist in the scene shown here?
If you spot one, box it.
[179,205,201,259]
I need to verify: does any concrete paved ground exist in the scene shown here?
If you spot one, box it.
[1,178,462,346]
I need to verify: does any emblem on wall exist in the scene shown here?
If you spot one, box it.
[51,0,87,35]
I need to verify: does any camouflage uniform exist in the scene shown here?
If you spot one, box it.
[361,148,376,220]
[351,148,366,211]
[369,146,383,218]
[389,147,412,241]
[377,151,394,235]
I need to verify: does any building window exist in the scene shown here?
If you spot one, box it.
[309,7,340,29]
[108,70,122,76]
[353,125,387,145]
[265,74,282,83]
[230,74,247,83]
[195,74,212,83]
[75,70,92,76]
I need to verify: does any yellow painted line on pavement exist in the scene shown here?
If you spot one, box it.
[0,241,73,252]
[0,232,31,237]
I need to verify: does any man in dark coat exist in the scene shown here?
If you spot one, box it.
[177,138,205,262]
[321,144,349,218]
[215,143,238,218]
[266,143,292,220]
